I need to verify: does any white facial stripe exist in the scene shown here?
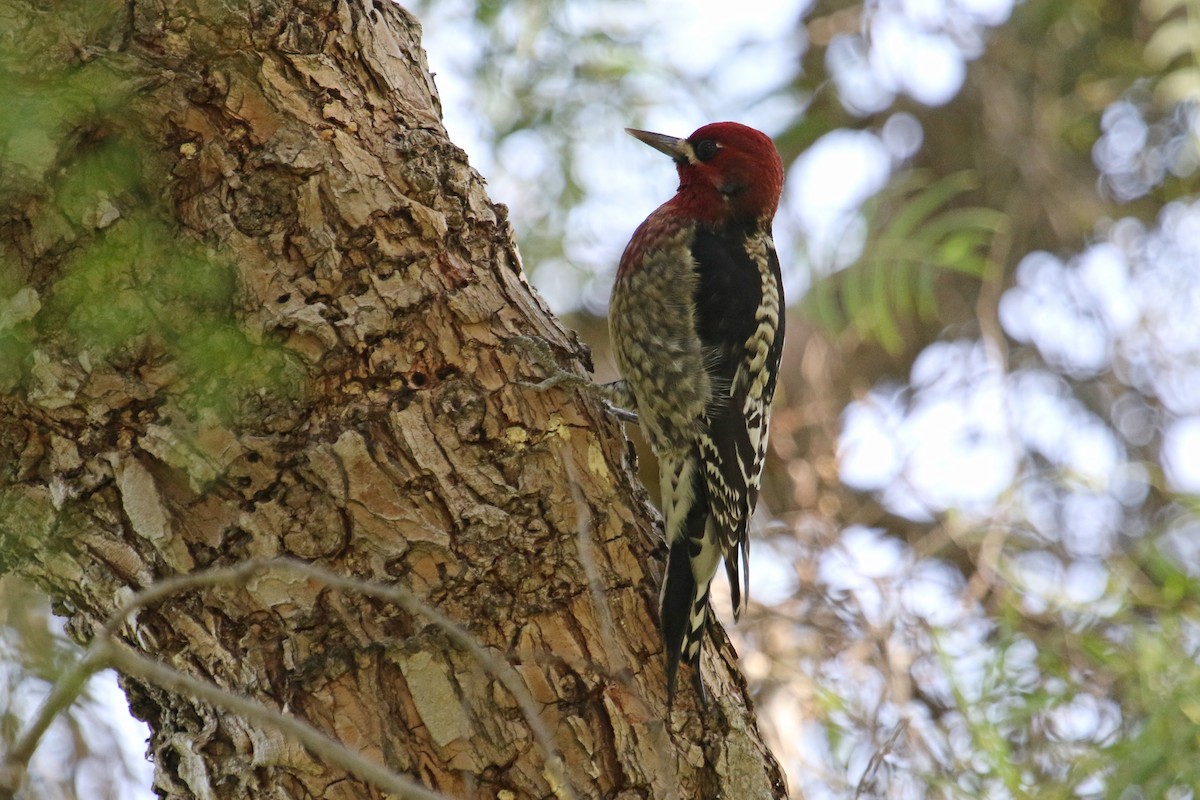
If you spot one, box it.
[685,141,724,164]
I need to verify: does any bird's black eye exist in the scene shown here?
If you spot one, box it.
[694,139,718,162]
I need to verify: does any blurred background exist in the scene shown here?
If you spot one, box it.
[417,0,1200,795]
[4,0,1200,797]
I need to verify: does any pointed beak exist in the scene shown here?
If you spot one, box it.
[625,128,690,161]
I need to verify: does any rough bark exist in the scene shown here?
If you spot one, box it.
[0,1,787,798]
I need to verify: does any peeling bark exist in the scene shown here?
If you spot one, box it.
[0,1,787,797]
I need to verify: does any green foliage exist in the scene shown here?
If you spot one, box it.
[804,171,1008,354]
[0,4,305,426]
[1038,549,1200,799]
[0,6,131,192]
[30,210,305,422]
[0,287,37,393]
[1099,623,1200,796]
[906,576,1200,799]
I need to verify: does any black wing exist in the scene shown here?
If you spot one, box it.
[690,224,784,616]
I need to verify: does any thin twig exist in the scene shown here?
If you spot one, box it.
[100,559,267,638]
[563,453,678,800]
[0,648,108,799]
[261,560,573,800]
[102,640,450,800]
[565,459,630,678]
[853,720,908,800]
[5,558,573,800]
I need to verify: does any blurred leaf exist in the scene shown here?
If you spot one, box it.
[1157,67,1200,105]
[1142,0,1188,21]
[805,171,1007,354]
[1096,619,1200,797]
[1144,18,1200,68]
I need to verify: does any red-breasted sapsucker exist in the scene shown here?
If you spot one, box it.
[610,122,785,704]
[512,122,785,705]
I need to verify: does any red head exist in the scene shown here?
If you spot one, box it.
[626,121,784,227]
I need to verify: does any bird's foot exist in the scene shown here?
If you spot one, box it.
[507,336,639,424]
[605,401,639,424]
[507,335,593,392]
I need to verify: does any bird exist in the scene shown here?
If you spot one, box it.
[514,122,785,705]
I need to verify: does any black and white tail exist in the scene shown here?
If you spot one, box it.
[660,454,724,705]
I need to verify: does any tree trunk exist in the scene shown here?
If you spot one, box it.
[0,1,786,797]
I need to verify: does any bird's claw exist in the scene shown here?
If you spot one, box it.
[517,373,589,392]
[608,405,639,423]
[508,335,639,424]
[506,335,556,366]
[507,335,590,391]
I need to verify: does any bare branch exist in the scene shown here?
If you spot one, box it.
[102,640,452,800]
[263,560,574,800]
[3,558,574,800]
[0,648,109,800]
